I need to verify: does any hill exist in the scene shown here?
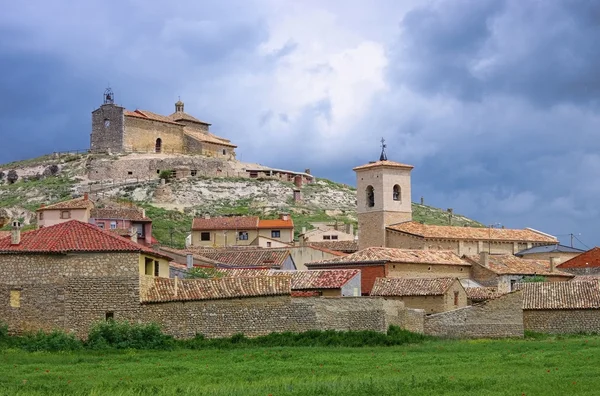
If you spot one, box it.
[0,153,484,247]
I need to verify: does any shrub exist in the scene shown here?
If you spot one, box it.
[43,164,60,177]
[522,275,547,283]
[185,267,224,279]
[86,320,174,350]
[159,170,174,183]
[19,330,83,352]
[0,171,4,181]
[6,170,18,184]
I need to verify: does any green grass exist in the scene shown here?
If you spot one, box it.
[0,176,75,212]
[142,205,192,249]
[1,336,599,395]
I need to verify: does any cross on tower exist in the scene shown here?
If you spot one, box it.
[379,137,388,161]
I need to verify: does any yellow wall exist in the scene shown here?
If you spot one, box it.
[258,229,294,244]
[38,208,90,228]
[124,117,185,153]
[191,230,259,247]
[138,254,169,278]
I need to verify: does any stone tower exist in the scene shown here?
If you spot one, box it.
[90,87,125,153]
[353,144,413,250]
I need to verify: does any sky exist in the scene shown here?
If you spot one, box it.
[1,0,599,248]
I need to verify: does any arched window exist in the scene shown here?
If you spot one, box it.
[393,184,401,201]
[366,185,375,207]
[155,138,162,153]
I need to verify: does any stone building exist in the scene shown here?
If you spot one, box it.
[371,277,467,314]
[89,207,154,246]
[353,148,558,253]
[306,247,470,295]
[522,281,600,334]
[556,247,600,275]
[191,214,294,247]
[90,89,236,159]
[298,227,356,244]
[36,194,94,228]
[463,252,573,293]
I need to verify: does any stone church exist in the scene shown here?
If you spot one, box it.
[354,145,558,255]
[90,88,237,159]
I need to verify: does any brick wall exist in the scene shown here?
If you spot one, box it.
[524,309,600,334]
[424,291,524,338]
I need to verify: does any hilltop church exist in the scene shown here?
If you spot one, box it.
[354,144,558,255]
[90,88,237,159]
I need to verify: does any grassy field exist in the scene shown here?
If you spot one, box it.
[1,336,599,395]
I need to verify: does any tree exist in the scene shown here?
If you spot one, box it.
[185,267,224,279]
[6,170,18,184]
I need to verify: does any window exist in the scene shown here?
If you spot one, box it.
[104,119,110,128]
[238,231,249,241]
[393,185,401,201]
[39,212,44,221]
[191,170,197,176]
[10,290,21,308]
[145,258,153,275]
[266,242,272,247]
[60,210,71,219]
[157,169,160,174]
[200,232,211,241]
[222,149,226,155]
[454,291,459,306]
[128,171,133,175]
[510,279,516,291]
[154,261,160,277]
[366,185,375,207]
[428,266,432,271]
[271,230,281,238]
[97,222,105,229]
[105,311,114,321]
[331,235,338,240]
[323,235,331,240]
[155,138,162,153]
[110,221,117,229]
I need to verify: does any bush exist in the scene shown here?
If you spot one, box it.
[159,170,174,183]
[86,320,174,350]
[43,164,60,177]
[0,171,4,181]
[19,330,83,352]
[6,170,18,184]
[185,267,224,279]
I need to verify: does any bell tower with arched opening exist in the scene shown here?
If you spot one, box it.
[353,139,413,250]
[90,87,125,153]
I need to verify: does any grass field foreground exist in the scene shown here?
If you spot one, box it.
[1,336,599,395]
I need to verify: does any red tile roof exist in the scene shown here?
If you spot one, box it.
[557,247,600,268]
[258,218,294,229]
[465,287,503,302]
[307,247,468,267]
[124,109,183,125]
[353,160,414,171]
[169,111,211,125]
[0,231,11,239]
[141,276,291,303]
[0,220,170,260]
[91,208,150,221]
[388,221,557,243]
[184,127,237,148]
[308,241,359,253]
[217,268,360,290]
[37,197,94,211]
[192,216,259,231]
[199,249,291,268]
[463,255,573,277]
[371,277,458,297]
[522,281,600,309]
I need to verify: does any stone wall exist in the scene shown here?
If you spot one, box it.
[424,291,524,338]
[91,104,125,152]
[141,296,405,339]
[123,117,185,153]
[524,309,600,334]
[395,308,425,334]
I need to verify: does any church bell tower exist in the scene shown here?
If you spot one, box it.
[353,139,413,250]
[90,87,125,153]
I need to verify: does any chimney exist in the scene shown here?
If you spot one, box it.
[280,213,290,221]
[347,223,354,236]
[550,257,558,273]
[301,226,306,235]
[141,208,146,218]
[203,213,210,219]
[84,192,89,201]
[479,251,489,268]
[11,221,22,245]
[129,227,138,244]
[186,254,194,269]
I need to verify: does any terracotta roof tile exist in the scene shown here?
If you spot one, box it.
[463,255,573,277]
[371,277,457,296]
[353,160,414,171]
[37,197,94,211]
[0,220,170,260]
[192,216,259,231]
[522,281,600,309]
[199,249,291,268]
[91,208,150,221]
[183,127,237,148]
[169,111,211,125]
[218,268,360,290]
[388,221,557,243]
[258,219,294,229]
[307,247,468,267]
[557,247,600,268]
[141,276,291,303]
[0,231,11,239]
[465,287,503,302]
[124,109,183,125]
[308,241,359,253]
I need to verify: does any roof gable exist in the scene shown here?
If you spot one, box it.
[124,109,183,125]
[192,216,259,231]
[169,111,211,125]
[464,254,573,277]
[371,277,458,296]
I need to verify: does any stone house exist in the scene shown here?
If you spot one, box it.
[463,252,573,293]
[0,220,172,336]
[36,194,94,228]
[371,277,467,314]
[89,207,154,246]
[90,90,236,159]
[245,168,314,186]
[217,268,362,297]
[556,247,600,275]
[522,281,600,334]
[515,244,584,264]
[352,152,558,253]
[305,247,470,295]
[299,227,355,244]
[191,214,294,247]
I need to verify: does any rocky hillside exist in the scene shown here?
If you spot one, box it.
[0,153,484,246]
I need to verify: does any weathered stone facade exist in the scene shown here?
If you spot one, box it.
[90,104,125,153]
[523,309,600,334]
[424,291,524,338]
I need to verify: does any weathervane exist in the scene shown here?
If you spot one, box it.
[379,137,388,161]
